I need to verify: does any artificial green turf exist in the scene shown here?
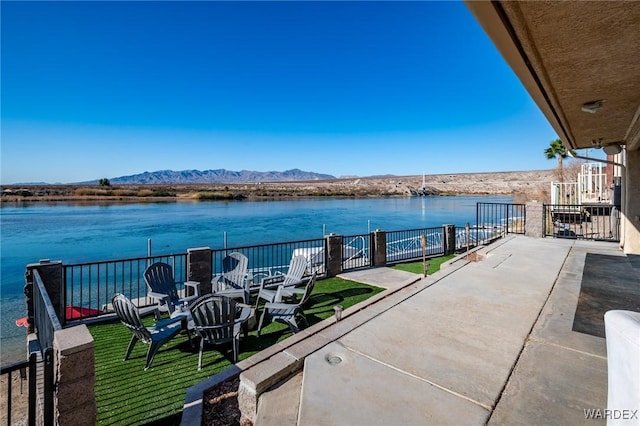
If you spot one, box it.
[89,277,383,425]
[391,254,456,275]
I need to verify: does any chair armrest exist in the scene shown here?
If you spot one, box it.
[184,281,201,296]
[181,294,199,304]
[283,276,308,288]
[211,275,223,292]
[195,323,236,334]
[153,315,184,329]
[264,302,297,310]
[235,305,253,322]
[269,284,299,303]
[274,286,303,302]
[148,291,170,301]
[260,275,286,289]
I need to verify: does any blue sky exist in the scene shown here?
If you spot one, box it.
[2,1,563,184]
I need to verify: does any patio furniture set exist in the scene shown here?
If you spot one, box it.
[112,253,316,370]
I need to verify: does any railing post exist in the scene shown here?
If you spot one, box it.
[187,247,213,296]
[28,350,37,426]
[443,224,456,255]
[53,325,96,425]
[372,229,387,266]
[26,261,64,327]
[325,234,343,278]
[24,271,35,335]
[43,348,54,424]
[476,203,481,244]
[506,204,510,234]
[525,202,545,238]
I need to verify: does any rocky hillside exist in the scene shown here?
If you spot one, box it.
[234,169,555,201]
[97,168,336,185]
[2,169,556,203]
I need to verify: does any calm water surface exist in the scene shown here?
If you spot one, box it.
[0,196,511,362]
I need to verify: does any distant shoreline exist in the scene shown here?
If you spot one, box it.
[1,169,556,204]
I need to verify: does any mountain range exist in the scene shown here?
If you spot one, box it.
[96,169,336,185]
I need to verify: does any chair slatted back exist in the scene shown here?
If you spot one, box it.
[220,252,248,289]
[190,295,237,344]
[144,262,179,302]
[283,255,308,286]
[112,293,152,344]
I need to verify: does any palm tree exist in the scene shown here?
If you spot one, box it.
[544,139,575,183]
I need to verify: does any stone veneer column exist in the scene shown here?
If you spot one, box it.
[372,230,387,266]
[325,234,343,278]
[187,247,213,296]
[53,325,96,425]
[25,260,64,327]
[443,224,456,255]
[525,201,545,238]
[623,149,640,254]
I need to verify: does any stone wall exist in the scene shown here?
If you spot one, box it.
[525,202,545,238]
[53,326,96,425]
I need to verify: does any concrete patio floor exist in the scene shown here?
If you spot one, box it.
[252,235,639,425]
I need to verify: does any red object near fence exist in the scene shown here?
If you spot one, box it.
[15,305,103,326]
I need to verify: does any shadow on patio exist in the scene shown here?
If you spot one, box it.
[243,236,639,425]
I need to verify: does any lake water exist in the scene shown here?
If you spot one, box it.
[0,195,511,363]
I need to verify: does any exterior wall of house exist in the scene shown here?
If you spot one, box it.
[623,149,640,254]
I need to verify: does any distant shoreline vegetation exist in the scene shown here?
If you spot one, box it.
[0,184,413,202]
[1,170,556,203]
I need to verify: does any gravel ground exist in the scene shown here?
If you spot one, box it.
[0,370,29,426]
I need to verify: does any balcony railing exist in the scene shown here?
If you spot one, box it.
[64,253,188,320]
[341,234,371,270]
[15,203,519,326]
[210,238,326,289]
[386,227,445,263]
[59,225,519,321]
[544,204,621,241]
[476,202,525,237]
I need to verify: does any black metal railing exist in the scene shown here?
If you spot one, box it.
[544,204,620,241]
[55,206,531,323]
[33,271,62,351]
[386,226,445,263]
[31,270,58,426]
[63,253,188,320]
[211,238,326,289]
[341,233,371,271]
[474,203,527,236]
[1,359,29,426]
[42,348,54,424]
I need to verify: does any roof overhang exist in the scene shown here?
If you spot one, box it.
[465,1,640,153]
